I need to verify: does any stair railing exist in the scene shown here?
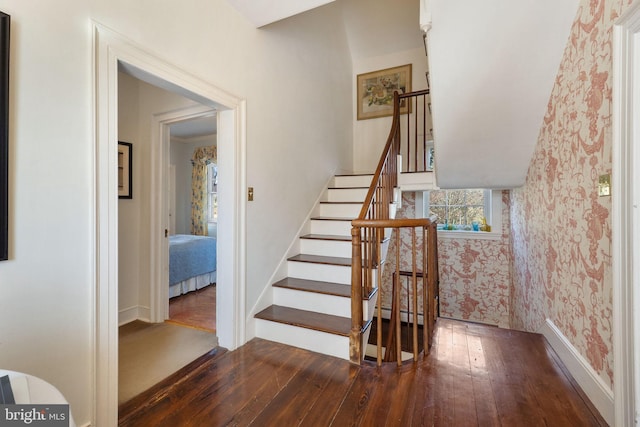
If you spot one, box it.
[350,90,438,365]
[399,89,432,173]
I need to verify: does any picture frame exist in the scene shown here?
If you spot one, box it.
[0,12,10,261]
[357,64,412,120]
[118,141,132,199]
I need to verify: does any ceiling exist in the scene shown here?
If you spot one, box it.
[225,0,580,189]
[427,0,579,188]
[170,115,217,139]
[225,0,336,27]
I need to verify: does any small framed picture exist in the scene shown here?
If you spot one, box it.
[357,64,412,120]
[118,141,132,199]
[426,142,435,171]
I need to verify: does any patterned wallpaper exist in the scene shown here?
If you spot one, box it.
[379,0,631,389]
[509,0,633,388]
[381,191,512,328]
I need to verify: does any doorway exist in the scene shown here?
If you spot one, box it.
[612,4,640,425]
[166,113,218,332]
[93,23,247,426]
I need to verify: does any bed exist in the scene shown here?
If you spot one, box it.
[169,234,217,298]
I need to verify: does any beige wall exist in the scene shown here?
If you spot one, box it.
[118,72,199,323]
[0,1,353,424]
[352,47,429,172]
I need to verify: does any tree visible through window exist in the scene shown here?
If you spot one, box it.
[426,189,489,230]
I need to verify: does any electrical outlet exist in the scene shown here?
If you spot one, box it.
[598,174,611,197]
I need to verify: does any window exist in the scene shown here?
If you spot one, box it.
[424,189,496,232]
[207,163,218,223]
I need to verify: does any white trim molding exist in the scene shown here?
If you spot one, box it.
[93,21,247,427]
[539,319,614,425]
[149,105,216,324]
[613,3,640,425]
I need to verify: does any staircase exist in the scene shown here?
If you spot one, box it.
[254,173,385,360]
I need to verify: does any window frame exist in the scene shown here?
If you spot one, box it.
[206,162,218,223]
[421,189,502,241]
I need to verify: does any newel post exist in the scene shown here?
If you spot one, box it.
[350,226,363,364]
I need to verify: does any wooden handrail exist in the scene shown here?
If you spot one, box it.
[350,88,438,365]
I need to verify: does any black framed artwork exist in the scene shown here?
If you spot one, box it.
[118,141,132,199]
[0,12,9,261]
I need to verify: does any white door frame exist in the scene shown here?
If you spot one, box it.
[93,22,247,426]
[149,105,217,323]
[612,3,640,426]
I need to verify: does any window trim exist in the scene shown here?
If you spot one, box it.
[420,189,502,241]
[206,162,218,223]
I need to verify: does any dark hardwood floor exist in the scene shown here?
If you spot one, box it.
[168,284,216,332]
[119,318,607,426]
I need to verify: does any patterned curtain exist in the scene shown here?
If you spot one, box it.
[190,146,217,235]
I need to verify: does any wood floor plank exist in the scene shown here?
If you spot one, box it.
[467,333,500,426]
[119,319,608,427]
[300,361,360,426]
[451,321,478,425]
[247,354,338,425]
[207,344,319,426]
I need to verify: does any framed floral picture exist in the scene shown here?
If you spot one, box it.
[357,64,412,120]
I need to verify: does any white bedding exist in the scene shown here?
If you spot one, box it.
[169,271,216,298]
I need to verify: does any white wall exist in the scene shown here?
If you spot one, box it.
[169,135,217,236]
[352,47,429,172]
[0,1,353,424]
[118,72,199,322]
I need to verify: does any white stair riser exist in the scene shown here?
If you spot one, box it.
[363,292,378,320]
[255,319,349,360]
[273,287,350,317]
[300,238,352,258]
[288,261,351,285]
[319,203,362,218]
[332,175,374,188]
[398,171,437,191]
[310,219,352,236]
[326,188,368,202]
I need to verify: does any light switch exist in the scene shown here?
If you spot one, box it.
[248,187,254,201]
[598,174,611,197]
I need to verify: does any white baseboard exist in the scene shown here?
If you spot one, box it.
[118,305,151,326]
[539,319,614,425]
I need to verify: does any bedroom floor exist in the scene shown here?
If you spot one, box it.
[168,284,216,332]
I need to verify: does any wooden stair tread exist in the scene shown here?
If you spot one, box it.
[311,216,354,221]
[320,201,363,204]
[255,305,350,337]
[328,186,368,189]
[300,233,390,244]
[334,173,373,177]
[300,234,351,242]
[288,254,351,267]
[273,277,351,298]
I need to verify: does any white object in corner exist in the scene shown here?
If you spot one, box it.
[420,0,432,33]
[539,319,614,426]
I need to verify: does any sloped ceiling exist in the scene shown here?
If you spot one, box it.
[228,0,580,190]
[427,0,579,189]
[225,0,336,27]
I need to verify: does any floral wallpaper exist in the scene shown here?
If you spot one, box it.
[191,145,217,236]
[509,0,633,388]
[381,191,512,328]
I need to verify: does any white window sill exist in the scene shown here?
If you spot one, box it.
[436,230,502,241]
